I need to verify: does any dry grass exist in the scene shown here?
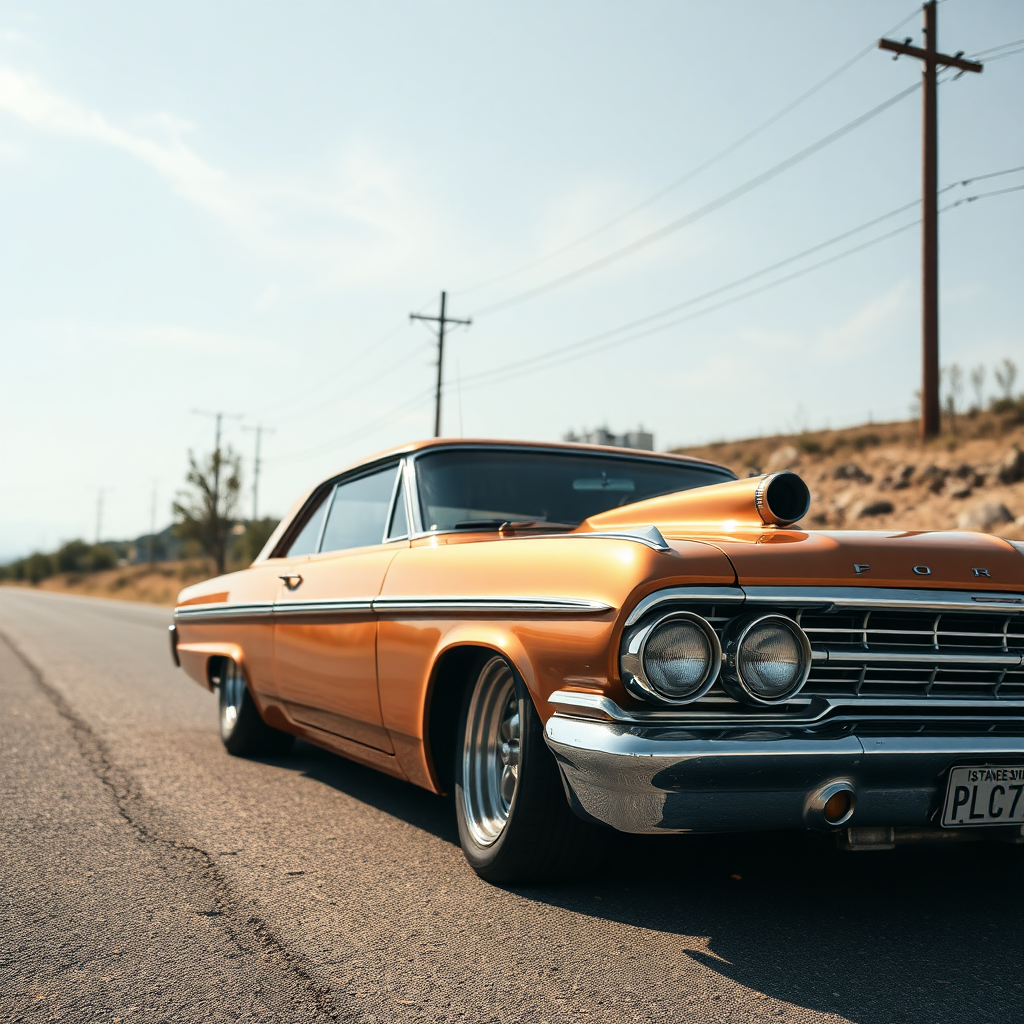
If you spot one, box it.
[675,410,1024,539]
[2,561,217,607]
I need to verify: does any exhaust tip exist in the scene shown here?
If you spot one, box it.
[756,472,811,527]
[805,780,857,828]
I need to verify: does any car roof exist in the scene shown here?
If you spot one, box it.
[325,437,734,480]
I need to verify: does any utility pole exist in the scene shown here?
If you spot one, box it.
[242,424,274,521]
[192,409,242,543]
[410,291,471,437]
[149,481,157,565]
[879,2,982,441]
[95,488,104,545]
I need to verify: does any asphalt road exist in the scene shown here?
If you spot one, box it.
[1,589,1021,1024]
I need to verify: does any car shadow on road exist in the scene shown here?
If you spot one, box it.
[280,739,461,845]
[515,829,1023,1024]
[260,742,1021,1024]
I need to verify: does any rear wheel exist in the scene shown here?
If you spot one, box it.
[454,654,603,883]
[218,658,293,757]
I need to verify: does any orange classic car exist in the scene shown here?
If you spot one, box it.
[171,439,1024,880]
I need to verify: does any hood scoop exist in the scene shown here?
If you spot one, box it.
[581,472,811,533]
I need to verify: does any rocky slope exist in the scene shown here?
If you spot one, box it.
[674,410,1024,541]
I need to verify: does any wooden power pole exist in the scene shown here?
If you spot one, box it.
[879,2,982,440]
[242,423,274,521]
[410,291,471,437]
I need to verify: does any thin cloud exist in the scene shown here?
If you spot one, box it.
[0,67,261,231]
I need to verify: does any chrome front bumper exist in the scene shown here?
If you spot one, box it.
[544,711,1024,835]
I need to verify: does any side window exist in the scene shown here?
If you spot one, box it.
[284,491,330,557]
[319,465,399,554]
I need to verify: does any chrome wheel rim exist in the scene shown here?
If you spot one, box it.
[462,656,520,846]
[220,660,244,737]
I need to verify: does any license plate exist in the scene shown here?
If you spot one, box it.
[942,765,1024,827]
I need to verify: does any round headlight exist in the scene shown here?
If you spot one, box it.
[722,614,811,705]
[621,611,721,705]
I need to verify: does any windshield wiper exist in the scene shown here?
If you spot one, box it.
[451,519,576,532]
[452,519,507,531]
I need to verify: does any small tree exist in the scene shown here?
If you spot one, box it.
[994,358,1018,401]
[969,364,985,412]
[943,363,964,429]
[235,516,280,566]
[172,446,242,575]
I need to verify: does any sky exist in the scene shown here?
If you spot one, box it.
[0,0,1021,559]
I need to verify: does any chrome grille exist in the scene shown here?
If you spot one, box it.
[671,602,1024,704]
[796,608,1024,700]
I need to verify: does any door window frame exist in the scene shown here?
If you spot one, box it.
[271,457,411,558]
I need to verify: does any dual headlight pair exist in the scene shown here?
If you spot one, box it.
[620,610,811,707]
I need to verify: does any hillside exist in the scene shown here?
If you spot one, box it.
[3,561,214,608]
[674,409,1024,540]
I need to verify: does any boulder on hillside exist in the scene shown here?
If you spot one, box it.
[998,446,1024,485]
[765,445,800,473]
[886,464,916,491]
[833,462,873,484]
[957,502,1014,533]
[852,499,894,519]
[915,464,949,493]
[949,483,973,500]
[832,490,858,515]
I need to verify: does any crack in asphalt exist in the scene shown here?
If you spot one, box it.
[0,628,341,1022]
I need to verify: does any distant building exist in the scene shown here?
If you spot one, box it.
[563,425,654,451]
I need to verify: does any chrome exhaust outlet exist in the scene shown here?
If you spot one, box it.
[804,780,857,828]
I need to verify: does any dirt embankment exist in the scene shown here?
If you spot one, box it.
[675,412,1024,540]
[2,561,215,607]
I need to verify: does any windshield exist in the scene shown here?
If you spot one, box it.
[414,448,733,532]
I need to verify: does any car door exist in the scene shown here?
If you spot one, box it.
[273,461,406,752]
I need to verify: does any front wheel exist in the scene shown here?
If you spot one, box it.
[454,654,603,883]
[218,658,293,758]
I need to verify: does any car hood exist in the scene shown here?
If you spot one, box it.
[664,528,1024,593]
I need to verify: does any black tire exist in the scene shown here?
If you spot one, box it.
[454,653,605,883]
[218,658,294,758]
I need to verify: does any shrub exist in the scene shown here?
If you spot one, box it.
[55,539,91,573]
[852,432,882,452]
[25,552,54,584]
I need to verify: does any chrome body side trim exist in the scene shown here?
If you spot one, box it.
[545,712,1024,834]
[174,602,275,622]
[625,586,745,626]
[175,596,610,622]
[743,586,1024,612]
[273,598,375,616]
[372,596,611,615]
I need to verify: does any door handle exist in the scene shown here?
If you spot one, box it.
[279,573,303,590]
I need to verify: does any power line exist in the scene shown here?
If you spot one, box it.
[469,82,922,318]
[982,47,1024,63]
[263,387,436,466]
[249,296,439,420]
[454,6,923,300]
[457,184,1022,395]
[970,38,1024,57]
